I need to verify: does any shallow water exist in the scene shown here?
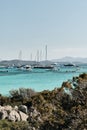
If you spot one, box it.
[0,64,87,95]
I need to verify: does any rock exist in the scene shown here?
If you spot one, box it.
[4,105,12,111]
[0,105,12,112]
[14,106,18,110]
[28,126,36,130]
[0,110,8,119]
[19,111,28,121]
[32,127,36,130]
[8,110,20,122]
[18,105,28,114]
[0,106,4,111]
[0,105,12,120]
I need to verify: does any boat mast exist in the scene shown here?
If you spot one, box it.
[18,50,22,60]
[40,50,42,61]
[30,53,32,61]
[37,50,39,62]
[45,45,47,61]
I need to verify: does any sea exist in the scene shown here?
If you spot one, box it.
[0,64,87,95]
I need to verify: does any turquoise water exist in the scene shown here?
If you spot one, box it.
[0,64,87,95]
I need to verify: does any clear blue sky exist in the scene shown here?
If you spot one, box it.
[0,0,87,60]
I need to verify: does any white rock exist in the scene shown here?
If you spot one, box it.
[19,111,28,121]
[0,110,8,119]
[14,106,18,110]
[4,105,12,111]
[0,106,4,111]
[8,110,20,122]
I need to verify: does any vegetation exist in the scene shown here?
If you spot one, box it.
[0,73,87,130]
[0,88,36,106]
[0,120,29,130]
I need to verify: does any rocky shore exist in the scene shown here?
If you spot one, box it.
[0,73,87,130]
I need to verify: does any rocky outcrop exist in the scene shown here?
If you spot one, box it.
[0,105,40,123]
[0,105,28,122]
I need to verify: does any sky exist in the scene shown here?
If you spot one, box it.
[0,0,87,60]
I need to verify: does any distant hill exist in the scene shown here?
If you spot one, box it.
[52,56,87,63]
[0,60,37,66]
[0,57,87,67]
[0,59,53,66]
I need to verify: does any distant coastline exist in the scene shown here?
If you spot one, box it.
[0,56,87,67]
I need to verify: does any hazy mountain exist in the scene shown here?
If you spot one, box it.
[0,59,53,66]
[0,57,87,67]
[52,56,87,63]
[0,60,37,66]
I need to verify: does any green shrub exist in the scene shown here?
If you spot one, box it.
[0,120,29,130]
[9,88,36,105]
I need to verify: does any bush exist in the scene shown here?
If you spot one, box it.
[0,120,29,130]
[9,88,36,104]
[0,95,10,106]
